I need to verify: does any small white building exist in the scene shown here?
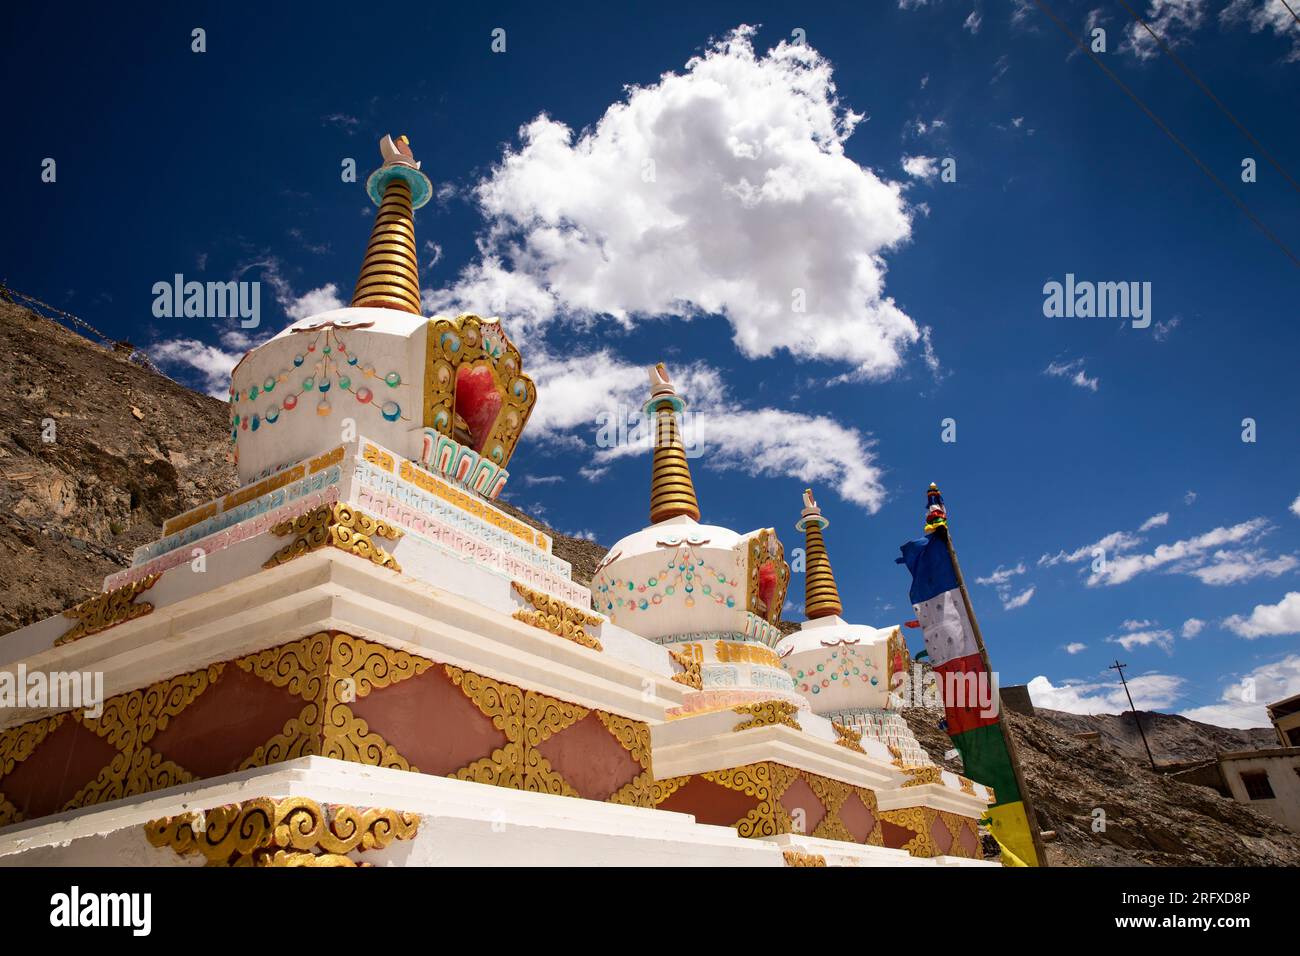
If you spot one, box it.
[1218,747,1300,833]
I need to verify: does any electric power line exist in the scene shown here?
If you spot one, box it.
[1029,0,1300,270]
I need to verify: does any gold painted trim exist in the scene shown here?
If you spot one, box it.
[783,850,827,867]
[831,721,866,754]
[57,574,161,646]
[732,700,802,732]
[262,503,402,572]
[145,797,418,867]
[511,581,603,651]
[667,645,703,689]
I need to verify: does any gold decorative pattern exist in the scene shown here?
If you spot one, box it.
[0,714,66,778]
[745,528,791,626]
[667,646,703,690]
[783,850,827,867]
[0,630,654,825]
[424,314,537,471]
[0,795,20,828]
[832,721,866,754]
[879,807,938,858]
[887,744,905,769]
[668,762,886,847]
[57,574,161,646]
[714,640,782,669]
[732,700,802,733]
[958,775,976,796]
[598,711,655,806]
[262,503,402,572]
[320,632,433,773]
[901,766,945,788]
[511,581,603,651]
[145,797,419,866]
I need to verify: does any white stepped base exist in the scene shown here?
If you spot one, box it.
[0,758,991,867]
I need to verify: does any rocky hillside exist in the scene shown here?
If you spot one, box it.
[902,706,1300,866]
[1034,708,1276,763]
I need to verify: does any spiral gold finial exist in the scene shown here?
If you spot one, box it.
[351,134,431,315]
[795,488,842,619]
[646,363,700,524]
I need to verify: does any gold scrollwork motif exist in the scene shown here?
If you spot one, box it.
[879,807,939,858]
[783,850,827,867]
[958,775,976,796]
[0,713,66,777]
[511,581,603,651]
[831,721,866,754]
[901,766,945,788]
[144,797,419,867]
[57,574,161,646]
[0,795,21,828]
[263,503,402,572]
[598,710,655,808]
[667,648,703,689]
[732,700,802,733]
[319,633,432,773]
[701,763,786,838]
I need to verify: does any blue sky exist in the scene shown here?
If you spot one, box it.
[5,1,1299,727]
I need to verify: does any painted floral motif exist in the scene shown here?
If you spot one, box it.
[791,644,879,697]
[595,543,739,616]
[229,326,409,449]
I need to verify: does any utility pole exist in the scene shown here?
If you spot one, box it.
[1109,660,1156,771]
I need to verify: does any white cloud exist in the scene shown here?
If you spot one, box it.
[1184,489,1197,505]
[975,562,1034,609]
[529,352,889,511]
[1028,672,1185,714]
[1181,548,1298,585]
[1290,494,1300,518]
[150,260,343,396]
[1039,528,1142,567]
[1139,512,1169,532]
[1221,0,1300,63]
[1224,591,1300,638]
[1002,586,1035,610]
[963,10,983,33]
[1181,654,1300,729]
[1087,517,1275,586]
[1064,642,1087,654]
[1122,0,1208,60]
[1153,316,1180,341]
[1108,627,1175,652]
[284,283,345,321]
[976,562,1026,587]
[1120,618,1156,631]
[1044,357,1099,392]
[424,27,924,381]
[150,338,244,398]
[901,155,939,180]
[1181,617,1205,638]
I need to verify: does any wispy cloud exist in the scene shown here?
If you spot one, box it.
[1044,357,1099,392]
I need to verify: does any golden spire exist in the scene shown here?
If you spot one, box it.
[795,488,842,619]
[351,134,432,315]
[646,363,700,523]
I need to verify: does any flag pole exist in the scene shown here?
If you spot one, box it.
[931,485,1051,868]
